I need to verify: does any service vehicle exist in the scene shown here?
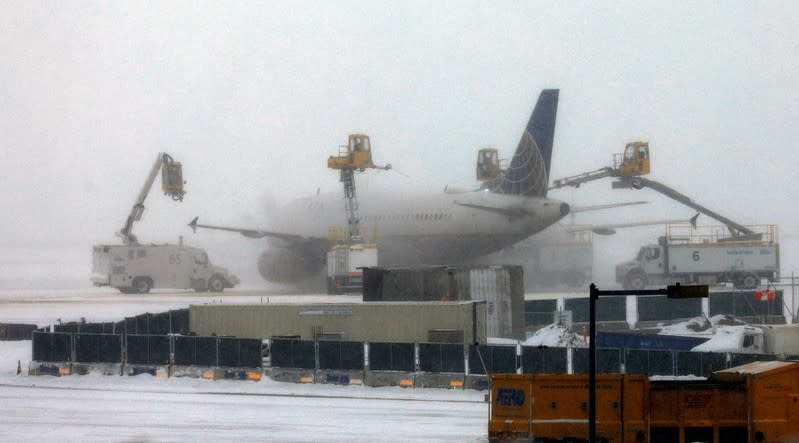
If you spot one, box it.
[616,223,779,290]
[91,242,238,293]
[91,152,238,293]
[325,134,390,294]
[694,322,799,357]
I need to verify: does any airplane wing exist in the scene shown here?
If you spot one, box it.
[569,201,648,213]
[188,217,312,241]
[564,213,699,236]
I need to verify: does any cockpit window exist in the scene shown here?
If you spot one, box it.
[194,253,208,265]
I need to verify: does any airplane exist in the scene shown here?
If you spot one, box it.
[190,89,575,285]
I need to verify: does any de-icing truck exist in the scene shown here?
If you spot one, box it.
[616,223,779,290]
[91,152,238,293]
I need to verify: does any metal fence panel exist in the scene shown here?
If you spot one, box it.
[710,290,783,319]
[369,342,414,372]
[170,309,190,334]
[521,347,568,374]
[135,315,149,335]
[195,337,217,367]
[148,335,170,365]
[126,335,148,364]
[572,348,622,374]
[419,343,464,373]
[319,341,364,370]
[624,349,649,375]
[32,332,51,361]
[173,336,196,366]
[648,350,674,376]
[124,317,137,334]
[638,296,702,322]
[700,352,728,375]
[218,337,240,367]
[524,299,557,327]
[270,339,315,369]
[565,296,626,323]
[468,345,516,375]
[149,313,170,335]
[51,332,71,362]
[75,334,100,363]
[676,351,702,376]
[624,349,675,376]
[101,333,116,359]
[239,339,263,368]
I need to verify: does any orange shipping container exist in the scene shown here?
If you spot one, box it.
[489,361,799,443]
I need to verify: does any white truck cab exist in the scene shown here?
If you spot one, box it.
[91,243,239,293]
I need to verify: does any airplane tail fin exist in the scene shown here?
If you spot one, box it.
[487,89,559,197]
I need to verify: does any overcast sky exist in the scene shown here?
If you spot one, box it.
[2,1,798,287]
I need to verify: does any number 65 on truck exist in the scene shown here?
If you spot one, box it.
[91,242,239,293]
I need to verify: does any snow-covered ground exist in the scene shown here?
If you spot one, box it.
[0,289,487,442]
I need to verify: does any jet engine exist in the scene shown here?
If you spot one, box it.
[257,248,325,283]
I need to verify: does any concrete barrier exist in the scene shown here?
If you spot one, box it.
[124,365,168,377]
[269,367,315,384]
[365,370,415,388]
[29,362,70,376]
[171,366,207,378]
[317,369,364,386]
[415,372,465,389]
[71,363,122,376]
[221,368,262,381]
[465,374,490,391]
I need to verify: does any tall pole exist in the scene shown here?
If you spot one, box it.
[589,283,597,442]
[587,283,707,442]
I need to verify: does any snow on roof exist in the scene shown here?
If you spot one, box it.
[716,360,799,375]
[658,314,747,337]
[690,326,750,352]
[523,323,587,348]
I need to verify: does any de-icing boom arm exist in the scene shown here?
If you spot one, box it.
[119,153,185,244]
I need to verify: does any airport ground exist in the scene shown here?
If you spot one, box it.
[0,288,487,442]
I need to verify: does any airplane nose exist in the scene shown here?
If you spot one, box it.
[560,202,570,216]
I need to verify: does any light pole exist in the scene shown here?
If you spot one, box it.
[587,283,708,442]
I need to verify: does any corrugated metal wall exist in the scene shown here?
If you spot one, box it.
[361,265,524,339]
[190,301,487,344]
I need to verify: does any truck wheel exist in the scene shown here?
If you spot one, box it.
[132,277,152,294]
[208,276,225,293]
[625,273,647,291]
[742,274,759,290]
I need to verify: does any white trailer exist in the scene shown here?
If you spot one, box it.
[326,243,377,294]
[693,324,799,356]
[91,242,239,293]
[616,224,780,290]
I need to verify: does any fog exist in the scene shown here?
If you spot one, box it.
[2,1,798,289]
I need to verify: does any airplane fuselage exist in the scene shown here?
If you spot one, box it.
[268,189,570,266]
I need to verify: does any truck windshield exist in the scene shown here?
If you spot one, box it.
[194,253,208,265]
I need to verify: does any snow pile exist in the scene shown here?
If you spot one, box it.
[658,314,746,336]
[523,323,587,348]
[655,314,754,353]
[690,326,750,352]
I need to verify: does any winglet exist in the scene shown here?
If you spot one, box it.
[689,213,699,229]
[189,216,198,233]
